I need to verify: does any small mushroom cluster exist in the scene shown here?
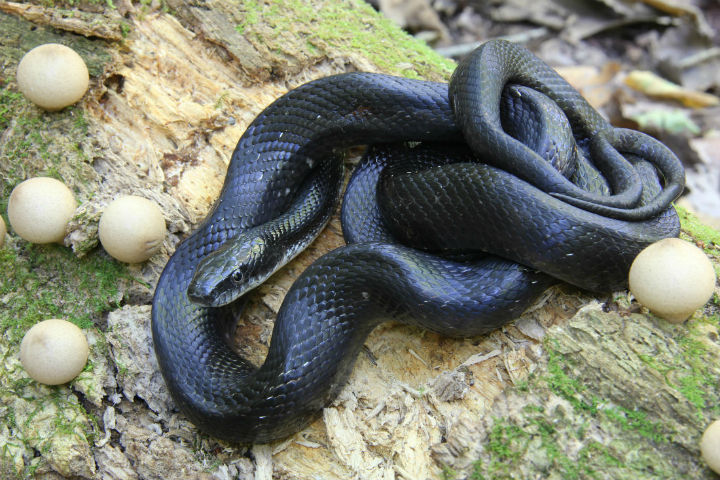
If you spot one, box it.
[8,44,168,386]
[7,177,167,263]
[8,181,166,385]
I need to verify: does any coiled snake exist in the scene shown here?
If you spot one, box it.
[151,40,684,443]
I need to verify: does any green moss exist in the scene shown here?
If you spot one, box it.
[546,311,720,430]
[472,305,719,478]
[0,83,24,130]
[1,1,718,477]
[0,12,112,215]
[676,327,720,414]
[470,413,628,480]
[544,340,598,414]
[3,382,95,476]
[633,320,719,416]
[440,464,458,480]
[238,0,455,80]
[0,241,126,475]
[0,456,23,480]
[529,417,598,480]
[0,11,112,77]
[471,404,674,479]
[677,205,720,248]
[235,0,261,34]
[120,20,131,37]
[544,338,681,444]
[707,308,720,328]
[481,421,528,476]
[602,407,667,443]
[0,97,96,213]
[0,244,126,345]
[0,9,113,220]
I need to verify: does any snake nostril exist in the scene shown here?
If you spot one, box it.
[186,275,213,306]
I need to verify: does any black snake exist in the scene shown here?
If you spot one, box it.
[151,40,684,443]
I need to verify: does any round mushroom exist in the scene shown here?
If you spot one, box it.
[629,237,716,323]
[16,43,90,111]
[8,177,77,244]
[98,195,166,263]
[20,319,89,385]
[701,419,720,474]
[0,216,5,248]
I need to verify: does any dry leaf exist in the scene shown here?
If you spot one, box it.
[625,70,720,108]
[622,104,701,135]
[556,62,621,109]
[637,0,714,38]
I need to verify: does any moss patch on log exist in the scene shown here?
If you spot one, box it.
[471,306,720,480]
[0,241,129,476]
[0,10,112,215]
[0,12,128,476]
[166,0,455,82]
[0,243,126,342]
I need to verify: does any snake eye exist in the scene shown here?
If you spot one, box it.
[231,270,243,283]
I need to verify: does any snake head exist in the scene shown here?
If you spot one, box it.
[187,233,272,307]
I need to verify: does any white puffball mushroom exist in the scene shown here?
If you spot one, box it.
[20,319,89,385]
[0,216,5,248]
[701,419,720,474]
[629,237,716,323]
[99,195,166,263]
[8,177,77,244]
[16,43,89,111]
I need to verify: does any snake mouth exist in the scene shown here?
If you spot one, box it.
[186,284,212,307]
[187,277,232,307]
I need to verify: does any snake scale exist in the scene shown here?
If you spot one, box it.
[151,40,684,443]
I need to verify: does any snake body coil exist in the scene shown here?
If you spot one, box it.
[151,40,684,443]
